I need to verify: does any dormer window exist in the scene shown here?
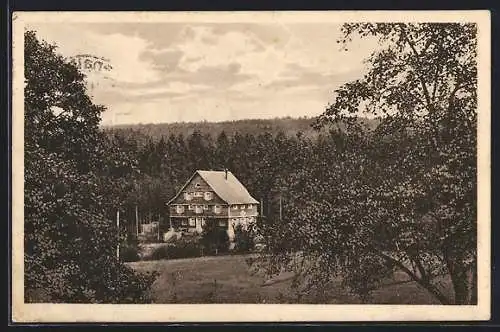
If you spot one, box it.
[204,192,213,201]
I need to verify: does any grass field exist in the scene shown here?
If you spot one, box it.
[128,254,452,304]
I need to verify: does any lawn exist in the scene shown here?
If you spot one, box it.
[127,254,452,304]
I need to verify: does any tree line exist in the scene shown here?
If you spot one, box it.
[101,127,345,227]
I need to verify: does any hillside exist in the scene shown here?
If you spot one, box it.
[102,116,379,142]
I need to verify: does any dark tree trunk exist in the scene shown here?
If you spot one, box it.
[443,242,474,305]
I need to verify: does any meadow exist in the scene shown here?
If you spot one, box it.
[128,254,452,304]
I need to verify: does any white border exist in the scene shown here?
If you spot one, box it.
[11,10,491,322]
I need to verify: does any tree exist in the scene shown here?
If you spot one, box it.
[233,224,255,253]
[200,221,229,254]
[24,31,157,303]
[258,23,478,304]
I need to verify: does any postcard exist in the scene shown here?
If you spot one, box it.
[11,10,491,322]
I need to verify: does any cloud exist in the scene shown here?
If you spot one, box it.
[91,88,183,105]
[29,23,162,84]
[27,21,378,125]
[139,49,184,72]
[174,25,266,73]
[264,67,363,90]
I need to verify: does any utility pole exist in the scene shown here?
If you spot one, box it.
[260,198,263,217]
[135,205,139,238]
[157,215,160,241]
[279,195,282,221]
[116,209,120,261]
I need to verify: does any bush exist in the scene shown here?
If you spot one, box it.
[120,244,140,262]
[149,237,203,260]
[200,221,229,255]
[234,224,255,253]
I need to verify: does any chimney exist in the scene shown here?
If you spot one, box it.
[224,168,228,180]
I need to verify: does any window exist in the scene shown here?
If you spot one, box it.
[181,219,188,226]
[194,191,203,197]
[201,218,206,226]
[232,205,238,210]
[195,205,203,214]
[204,192,213,201]
[218,220,227,227]
[189,218,196,227]
[213,205,221,214]
[240,205,245,210]
[188,205,194,210]
[247,204,253,209]
[203,205,209,210]
[176,205,185,214]
[184,192,193,201]
[195,182,201,188]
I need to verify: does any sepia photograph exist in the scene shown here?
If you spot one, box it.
[11,11,490,322]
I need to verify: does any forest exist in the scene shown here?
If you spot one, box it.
[24,22,478,306]
[100,119,378,230]
[103,116,380,143]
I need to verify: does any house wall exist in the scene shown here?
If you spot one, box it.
[228,204,259,218]
[169,204,230,218]
[170,174,226,205]
[170,216,230,234]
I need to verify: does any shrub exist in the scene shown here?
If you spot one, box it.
[149,246,170,260]
[234,224,255,253]
[149,237,203,260]
[200,221,229,255]
[120,244,140,262]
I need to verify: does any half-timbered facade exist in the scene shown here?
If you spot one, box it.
[167,170,259,236]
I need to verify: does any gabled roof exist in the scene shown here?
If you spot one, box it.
[167,170,259,205]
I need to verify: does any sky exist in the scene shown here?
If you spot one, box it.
[27,22,379,126]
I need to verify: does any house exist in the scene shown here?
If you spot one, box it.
[167,170,259,238]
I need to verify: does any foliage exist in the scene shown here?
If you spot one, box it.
[103,116,343,143]
[24,31,157,303]
[255,23,477,305]
[120,243,140,262]
[149,237,203,260]
[200,222,230,254]
[233,224,255,253]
